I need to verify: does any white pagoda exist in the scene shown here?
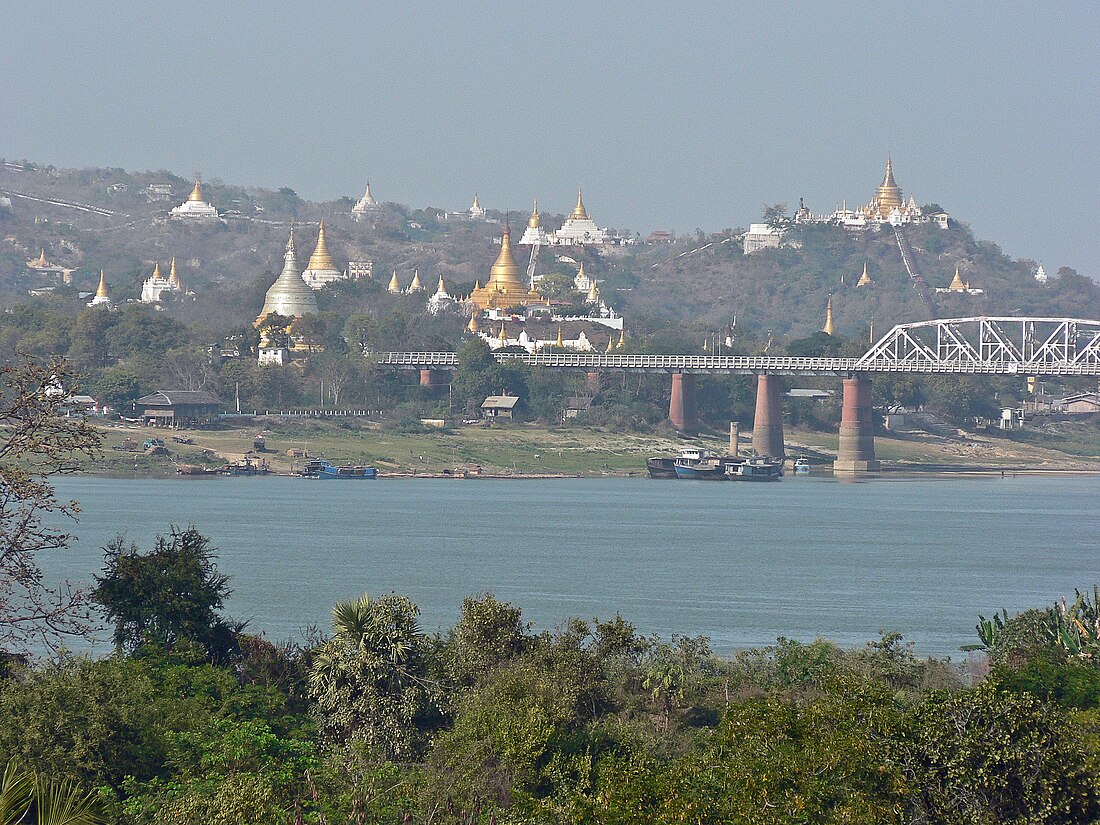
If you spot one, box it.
[88,270,112,308]
[427,273,456,315]
[518,201,551,245]
[468,193,486,220]
[169,180,219,220]
[551,190,612,245]
[351,182,380,220]
[140,258,188,303]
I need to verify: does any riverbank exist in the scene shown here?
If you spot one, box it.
[81,417,1100,479]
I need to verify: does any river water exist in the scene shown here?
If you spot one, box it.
[45,474,1100,659]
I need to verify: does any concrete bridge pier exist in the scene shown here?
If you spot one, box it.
[668,372,698,434]
[833,376,881,474]
[752,374,785,460]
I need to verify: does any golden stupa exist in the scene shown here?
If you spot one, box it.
[569,189,589,221]
[823,296,835,335]
[617,328,626,348]
[555,326,564,347]
[388,271,401,293]
[33,249,48,267]
[305,220,338,274]
[586,280,599,303]
[408,268,423,292]
[188,180,205,202]
[256,229,319,324]
[150,262,161,280]
[168,258,181,289]
[856,261,872,287]
[528,200,541,228]
[872,158,903,217]
[95,270,109,299]
[467,314,480,334]
[949,265,966,291]
[466,225,544,310]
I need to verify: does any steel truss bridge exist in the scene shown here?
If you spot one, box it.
[375,317,1100,378]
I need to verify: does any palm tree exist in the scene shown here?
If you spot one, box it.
[1,761,105,825]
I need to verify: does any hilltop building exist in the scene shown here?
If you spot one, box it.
[1035,264,1048,284]
[743,224,781,254]
[301,221,344,289]
[256,229,318,325]
[169,180,219,220]
[26,248,65,275]
[518,201,552,246]
[347,260,373,280]
[793,159,949,230]
[856,261,873,287]
[351,182,381,219]
[935,265,984,295]
[550,190,613,246]
[573,261,594,291]
[466,225,545,310]
[88,270,112,308]
[468,193,486,220]
[140,258,189,303]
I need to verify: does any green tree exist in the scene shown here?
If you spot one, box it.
[92,526,241,662]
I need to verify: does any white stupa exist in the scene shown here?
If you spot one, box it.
[140,259,188,303]
[1035,264,1048,284]
[468,193,486,220]
[300,221,344,289]
[88,270,112,308]
[427,273,456,315]
[551,190,611,245]
[518,200,551,245]
[351,182,380,220]
[169,180,219,219]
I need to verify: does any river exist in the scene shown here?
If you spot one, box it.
[45,474,1100,659]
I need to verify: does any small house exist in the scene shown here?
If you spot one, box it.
[481,395,519,420]
[136,389,222,427]
[564,396,593,420]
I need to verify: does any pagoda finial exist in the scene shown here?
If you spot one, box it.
[498,323,507,344]
[570,188,588,221]
[467,313,480,334]
[949,265,966,291]
[556,325,564,348]
[188,180,204,202]
[617,327,625,348]
[95,269,109,298]
[528,199,541,228]
[388,270,401,293]
[823,296,835,336]
[169,257,181,289]
[151,261,161,280]
[856,260,872,287]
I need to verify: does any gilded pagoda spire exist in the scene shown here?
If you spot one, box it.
[498,323,507,345]
[467,313,480,334]
[408,268,423,292]
[555,326,564,347]
[586,279,599,304]
[569,189,588,221]
[467,225,544,309]
[949,265,966,291]
[188,180,204,202]
[388,270,401,293]
[823,296,835,336]
[34,248,47,266]
[151,261,161,280]
[305,220,338,273]
[528,200,541,228]
[95,269,109,298]
[617,327,626,348]
[606,334,615,353]
[168,257,180,288]
[856,260,872,287]
[435,273,449,296]
[873,157,903,216]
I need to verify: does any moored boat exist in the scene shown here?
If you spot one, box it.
[318,462,378,479]
[646,456,678,479]
[674,448,727,480]
[794,457,811,475]
[729,455,783,481]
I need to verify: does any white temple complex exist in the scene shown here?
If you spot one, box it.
[427,274,456,314]
[169,180,220,220]
[351,182,380,220]
[518,201,551,246]
[550,190,613,245]
[468,193,486,220]
[140,258,189,303]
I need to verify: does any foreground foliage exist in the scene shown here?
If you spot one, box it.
[2,528,1099,823]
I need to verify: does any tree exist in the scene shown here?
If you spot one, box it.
[0,356,102,654]
[536,273,581,301]
[0,760,106,825]
[762,202,790,231]
[92,526,241,662]
[308,592,429,759]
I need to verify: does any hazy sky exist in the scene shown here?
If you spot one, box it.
[3,2,1098,275]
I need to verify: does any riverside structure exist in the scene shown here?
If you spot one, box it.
[375,316,1100,474]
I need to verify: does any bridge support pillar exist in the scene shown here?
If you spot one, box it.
[752,374,785,460]
[668,372,698,435]
[419,369,444,388]
[833,376,880,474]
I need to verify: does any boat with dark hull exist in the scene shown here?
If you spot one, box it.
[318,462,378,479]
[728,456,783,481]
[646,456,678,479]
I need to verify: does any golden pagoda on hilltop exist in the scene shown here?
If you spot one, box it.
[569,189,589,221]
[466,225,544,310]
[823,296,835,335]
[168,258,181,289]
[388,271,401,293]
[88,270,112,307]
[188,181,204,202]
[33,249,47,267]
[870,157,903,218]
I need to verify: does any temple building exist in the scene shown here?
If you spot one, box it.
[935,265,984,295]
[427,273,456,314]
[856,261,873,287]
[169,180,220,220]
[1035,264,1048,284]
[351,182,380,220]
[468,193,486,220]
[301,221,344,289]
[256,229,319,325]
[26,248,66,275]
[550,190,612,245]
[466,225,545,310]
[88,270,112,308]
[573,261,594,291]
[140,258,189,303]
[518,201,551,246]
[792,159,949,230]
[743,224,781,254]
